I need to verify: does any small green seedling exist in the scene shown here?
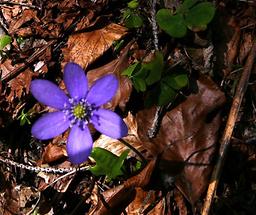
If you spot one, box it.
[17,109,32,126]
[90,147,129,180]
[156,0,215,38]
[123,0,143,28]
[0,35,12,51]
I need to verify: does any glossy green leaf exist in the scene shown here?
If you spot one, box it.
[144,51,164,85]
[164,74,188,90]
[184,2,215,28]
[90,147,129,180]
[125,13,143,28]
[156,9,187,38]
[0,35,11,50]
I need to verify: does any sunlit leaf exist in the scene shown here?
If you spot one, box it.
[90,147,129,180]
[122,62,141,77]
[128,0,139,9]
[0,35,11,50]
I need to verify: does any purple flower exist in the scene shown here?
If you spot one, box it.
[30,62,128,164]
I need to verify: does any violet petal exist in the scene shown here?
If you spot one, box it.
[66,125,93,164]
[30,80,69,110]
[31,111,69,140]
[86,74,118,107]
[64,62,88,100]
[91,108,128,139]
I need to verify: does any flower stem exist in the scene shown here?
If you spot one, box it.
[118,138,147,164]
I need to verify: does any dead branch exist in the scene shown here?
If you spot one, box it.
[202,38,256,215]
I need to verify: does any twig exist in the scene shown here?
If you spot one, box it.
[150,0,159,51]
[202,39,256,215]
[119,138,146,163]
[0,1,41,10]
[1,40,56,82]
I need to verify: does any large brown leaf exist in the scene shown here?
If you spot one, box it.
[136,75,226,204]
[63,23,127,69]
[89,160,156,215]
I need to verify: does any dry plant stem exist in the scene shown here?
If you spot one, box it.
[0,1,42,10]
[150,0,159,51]
[202,39,256,215]
[1,40,56,82]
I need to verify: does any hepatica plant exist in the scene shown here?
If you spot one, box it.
[30,62,128,164]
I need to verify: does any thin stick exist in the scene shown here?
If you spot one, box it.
[202,39,256,215]
[119,138,146,163]
[149,0,159,51]
[0,1,41,10]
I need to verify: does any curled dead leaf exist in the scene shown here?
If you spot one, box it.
[63,23,127,69]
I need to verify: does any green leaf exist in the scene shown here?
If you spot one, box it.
[157,81,177,106]
[128,0,139,9]
[122,62,141,77]
[133,77,147,92]
[178,0,199,14]
[0,35,11,50]
[164,74,188,90]
[156,9,187,38]
[184,2,215,28]
[125,13,143,28]
[90,147,129,180]
[123,8,132,19]
[143,51,164,85]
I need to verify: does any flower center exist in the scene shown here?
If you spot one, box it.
[63,98,95,129]
[73,104,86,119]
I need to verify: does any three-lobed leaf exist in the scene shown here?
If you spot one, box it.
[156,1,215,38]
[90,147,129,180]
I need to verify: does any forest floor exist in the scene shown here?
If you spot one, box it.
[0,0,256,215]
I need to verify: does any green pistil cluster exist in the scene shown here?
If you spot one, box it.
[73,104,86,119]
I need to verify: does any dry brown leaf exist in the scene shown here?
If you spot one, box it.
[136,75,226,204]
[89,160,156,215]
[126,188,165,214]
[8,9,40,35]
[63,23,127,69]
[7,68,36,103]
[89,184,135,215]
[87,41,133,110]
[95,75,225,207]
[42,143,67,164]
